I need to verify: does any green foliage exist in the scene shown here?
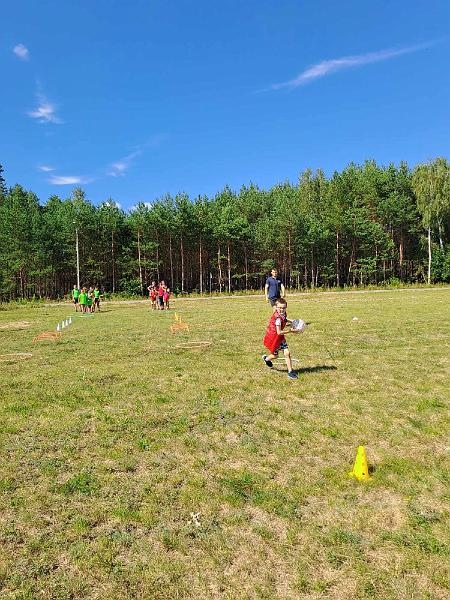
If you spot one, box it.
[1,159,450,301]
[431,248,450,282]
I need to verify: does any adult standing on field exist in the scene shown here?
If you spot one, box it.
[265,268,285,307]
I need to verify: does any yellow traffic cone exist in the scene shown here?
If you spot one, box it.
[349,446,371,481]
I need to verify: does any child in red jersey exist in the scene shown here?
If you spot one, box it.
[157,281,165,310]
[262,298,298,379]
[163,287,171,310]
[148,281,157,310]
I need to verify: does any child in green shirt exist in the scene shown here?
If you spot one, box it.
[79,288,87,313]
[72,285,80,312]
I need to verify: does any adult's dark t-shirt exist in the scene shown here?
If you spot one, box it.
[266,275,282,300]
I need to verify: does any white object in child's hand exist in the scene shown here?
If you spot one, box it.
[291,319,307,333]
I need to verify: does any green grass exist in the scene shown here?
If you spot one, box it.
[0,289,449,599]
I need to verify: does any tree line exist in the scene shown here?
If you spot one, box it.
[0,158,449,301]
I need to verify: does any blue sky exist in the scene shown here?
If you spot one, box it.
[2,0,449,211]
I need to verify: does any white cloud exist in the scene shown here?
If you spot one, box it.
[269,41,434,90]
[130,202,153,211]
[102,200,122,209]
[28,92,63,124]
[49,175,89,185]
[13,44,29,60]
[108,161,128,177]
[38,165,55,172]
[107,150,142,177]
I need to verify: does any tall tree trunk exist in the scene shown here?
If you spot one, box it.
[169,235,174,289]
[288,231,292,289]
[111,231,115,293]
[348,241,355,286]
[427,226,432,284]
[399,236,404,267]
[199,237,203,295]
[217,245,222,293]
[19,267,25,299]
[142,249,147,285]
[227,242,231,294]
[335,230,340,287]
[438,221,444,252]
[244,247,248,291]
[180,235,185,292]
[137,229,143,295]
[156,237,160,282]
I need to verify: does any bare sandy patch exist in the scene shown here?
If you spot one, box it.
[0,320,31,330]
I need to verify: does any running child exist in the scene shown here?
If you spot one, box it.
[262,298,298,379]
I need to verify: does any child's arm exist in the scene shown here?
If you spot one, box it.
[276,322,291,335]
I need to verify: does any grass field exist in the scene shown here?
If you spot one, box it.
[0,289,449,599]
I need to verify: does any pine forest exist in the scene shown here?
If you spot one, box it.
[0,158,449,302]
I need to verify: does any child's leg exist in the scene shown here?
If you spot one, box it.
[262,350,277,368]
[283,348,293,372]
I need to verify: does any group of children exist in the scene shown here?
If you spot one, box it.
[147,280,171,310]
[72,285,101,313]
[71,277,297,378]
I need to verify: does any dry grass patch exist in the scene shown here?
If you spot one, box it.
[0,289,449,598]
[0,320,32,330]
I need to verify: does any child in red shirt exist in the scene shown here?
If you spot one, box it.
[148,282,157,310]
[262,298,298,379]
[163,287,171,310]
[157,281,165,310]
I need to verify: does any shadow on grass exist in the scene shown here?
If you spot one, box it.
[274,363,337,374]
[298,364,337,374]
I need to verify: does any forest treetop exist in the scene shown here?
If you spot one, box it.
[0,159,449,301]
